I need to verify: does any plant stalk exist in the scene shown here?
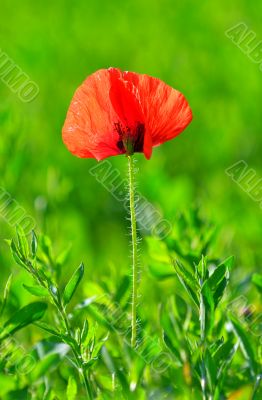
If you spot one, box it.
[51,292,93,399]
[128,155,138,348]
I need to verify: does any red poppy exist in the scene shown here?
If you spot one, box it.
[62,68,192,160]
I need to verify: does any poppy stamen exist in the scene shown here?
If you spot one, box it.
[114,122,145,155]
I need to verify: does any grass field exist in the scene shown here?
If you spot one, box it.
[0,1,261,399]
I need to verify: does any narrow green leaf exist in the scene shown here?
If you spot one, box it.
[84,303,112,330]
[40,235,53,259]
[56,245,71,267]
[114,275,130,303]
[34,321,61,337]
[81,319,89,345]
[30,353,61,381]
[75,327,81,344]
[16,225,29,259]
[219,255,234,271]
[101,346,129,392]
[201,282,215,335]
[208,265,226,289]
[197,255,208,281]
[60,334,77,348]
[163,331,181,363]
[213,277,228,307]
[175,260,199,291]
[101,346,116,374]
[10,239,28,270]
[206,256,234,296]
[63,262,84,306]
[0,274,12,318]
[205,348,216,392]
[0,302,47,341]
[174,260,200,306]
[229,314,257,376]
[204,256,234,308]
[23,284,49,298]
[31,230,38,258]
[213,340,234,366]
[216,342,239,386]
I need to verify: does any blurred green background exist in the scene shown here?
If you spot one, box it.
[0,0,261,293]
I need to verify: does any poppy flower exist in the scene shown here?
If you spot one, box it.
[62,68,192,160]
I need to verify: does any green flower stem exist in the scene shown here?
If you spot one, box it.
[128,155,138,348]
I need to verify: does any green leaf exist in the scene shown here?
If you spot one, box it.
[0,274,12,318]
[23,284,49,298]
[0,302,47,341]
[197,255,208,281]
[31,230,38,258]
[30,353,61,381]
[201,282,215,335]
[4,388,29,399]
[34,321,61,337]
[81,319,89,345]
[10,239,28,270]
[213,340,234,366]
[229,313,257,376]
[101,345,116,374]
[63,262,84,307]
[219,255,234,271]
[208,265,226,289]
[163,331,181,363]
[16,225,29,259]
[84,303,112,330]
[208,256,234,289]
[40,235,53,259]
[174,260,200,307]
[204,256,234,308]
[101,346,129,392]
[160,299,184,360]
[213,277,228,307]
[216,342,239,388]
[67,376,77,400]
[205,348,216,392]
[56,245,71,267]
[114,275,130,304]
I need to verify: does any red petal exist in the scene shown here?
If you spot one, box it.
[123,72,192,152]
[62,69,125,161]
[109,68,144,128]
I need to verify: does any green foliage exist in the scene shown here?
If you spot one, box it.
[0,302,47,341]
[1,225,260,399]
[0,1,261,396]
[2,228,106,399]
[63,263,84,307]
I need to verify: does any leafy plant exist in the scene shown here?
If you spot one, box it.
[0,223,261,399]
[7,226,107,399]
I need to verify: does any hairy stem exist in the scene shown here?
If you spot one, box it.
[128,155,138,348]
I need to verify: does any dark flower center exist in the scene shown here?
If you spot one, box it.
[115,122,145,155]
